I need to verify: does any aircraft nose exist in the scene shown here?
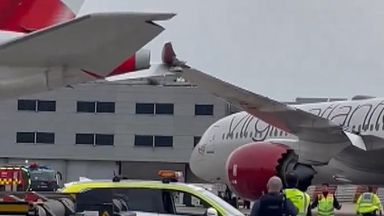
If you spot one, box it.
[189,143,208,180]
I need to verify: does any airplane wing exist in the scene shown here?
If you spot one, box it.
[181,68,347,142]
[0,12,175,74]
[155,43,365,150]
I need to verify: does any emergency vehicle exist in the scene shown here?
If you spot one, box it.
[0,171,243,216]
[0,163,61,192]
[62,170,245,216]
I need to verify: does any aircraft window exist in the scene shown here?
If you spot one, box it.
[269,129,273,136]
[352,125,356,131]
[155,103,174,115]
[136,103,155,114]
[95,134,114,146]
[18,99,36,111]
[249,132,253,138]
[76,133,94,145]
[155,136,173,147]
[222,133,225,140]
[16,132,35,143]
[195,104,214,116]
[37,100,56,112]
[77,101,96,113]
[279,131,283,136]
[244,132,248,138]
[382,124,384,131]
[194,136,201,147]
[235,132,238,139]
[274,129,278,137]
[96,102,115,113]
[36,132,55,144]
[375,124,380,131]
[370,124,374,131]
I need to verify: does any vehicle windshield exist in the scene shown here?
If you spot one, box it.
[191,186,244,216]
[30,170,56,181]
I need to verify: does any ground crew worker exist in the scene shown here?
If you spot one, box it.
[250,176,298,216]
[355,186,383,216]
[311,183,342,216]
[283,172,311,216]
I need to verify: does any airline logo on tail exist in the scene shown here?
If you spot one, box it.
[0,0,85,33]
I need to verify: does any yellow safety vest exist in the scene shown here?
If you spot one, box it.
[356,192,380,214]
[317,193,334,216]
[284,188,310,216]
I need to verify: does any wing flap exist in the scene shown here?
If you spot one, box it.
[0,12,175,74]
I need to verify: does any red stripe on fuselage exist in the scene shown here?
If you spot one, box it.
[0,0,75,33]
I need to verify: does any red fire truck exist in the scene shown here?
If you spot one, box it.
[0,164,61,192]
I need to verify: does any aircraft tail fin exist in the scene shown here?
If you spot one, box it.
[0,0,85,33]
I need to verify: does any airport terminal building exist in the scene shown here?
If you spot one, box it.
[0,77,231,183]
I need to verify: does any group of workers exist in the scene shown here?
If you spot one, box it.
[250,172,383,216]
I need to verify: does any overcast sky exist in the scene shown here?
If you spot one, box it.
[80,0,384,101]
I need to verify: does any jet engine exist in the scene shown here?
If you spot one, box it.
[225,142,315,200]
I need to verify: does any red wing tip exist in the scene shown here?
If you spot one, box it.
[162,42,176,65]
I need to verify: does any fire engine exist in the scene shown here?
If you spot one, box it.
[0,163,61,192]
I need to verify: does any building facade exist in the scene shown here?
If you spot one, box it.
[0,79,229,183]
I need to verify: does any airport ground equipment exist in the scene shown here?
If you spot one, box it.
[0,164,61,192]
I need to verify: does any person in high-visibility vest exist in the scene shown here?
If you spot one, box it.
[311,183,342,216]
[283,172,311,216]
[355,186,383,216]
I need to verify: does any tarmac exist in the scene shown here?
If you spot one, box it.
[239,202,359,215]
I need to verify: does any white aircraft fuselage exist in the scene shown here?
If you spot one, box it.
[190,97,384,189]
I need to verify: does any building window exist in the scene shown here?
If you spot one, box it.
[16,132,35,143]
[77,101,115,113]
[17,132,54,144]
[37,100,56,112]
[154,136,173,147]
[18,100,56,112]
[195,104,214,116]
[95,134,114,145]
[76,133,114,146]
[155,103,174,115]
[18,100,36,111]
[96,102,115,113]
[36,132,55,144]
[77,101,96,113]
[76,133,94,144]
[136,103,155,114]
[194,136,201,147]
[134,135,154,147]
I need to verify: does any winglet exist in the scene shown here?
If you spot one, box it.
[344,131,367,151]
[161,42,187,68]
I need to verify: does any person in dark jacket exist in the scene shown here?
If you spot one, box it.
[250,176,298,216]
